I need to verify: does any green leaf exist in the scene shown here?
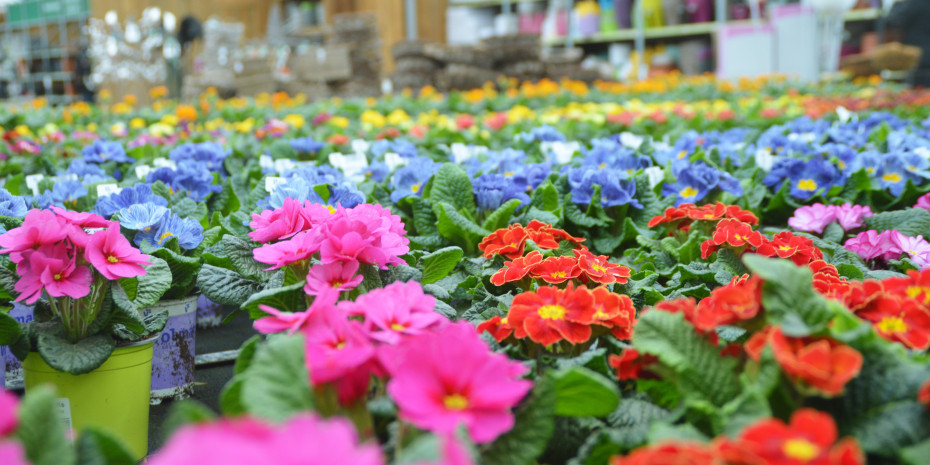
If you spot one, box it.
[633,310,740,407]
[75,427,137,465]
[169,196,208,222]
[114,256,172,312]
[564,194,609,228]
[864,208,930,237]
[553,366,621,417]
[531,182,560,211]
[742,255,834,336]
[714,388,771,437]
[197,264,265,307]
[0,309,21,345]
[15,385,76,465]
[147,246,200,300]
[207,181,241,217]
[37,333,116,375]
[159,400,218,441]
[482,376,556,465]
[420,246,464,284]
[411,196,439,236]
[204,235,268,282]
[436,202,490,252]
[481,199,523,232]
[822,222,845,243]
[242,282,308,319]
[240,334,315,422]
[219,375,247,416]
[901,438,930,465]
[428,163,476,214]
[234,335,262,375]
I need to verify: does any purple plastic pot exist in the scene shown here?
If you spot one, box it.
[3,302,34,382]
[196,294,225,329]
[143,295,198,404]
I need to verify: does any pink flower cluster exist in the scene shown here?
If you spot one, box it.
[250,201,410,297]
[148,414,384,465]
[0,208,150,304]
[844,229,930,267]
[0,389,28,465]
[788,203,873,234]
[254,281,532,444]
[915,193,930,211]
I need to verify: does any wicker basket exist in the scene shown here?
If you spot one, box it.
[841,53,877,77]
[871,42,923,72]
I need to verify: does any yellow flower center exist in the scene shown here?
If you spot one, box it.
[797,179,818,191]
[443,393,469,411]
[107,255,119,264]
[866,167,875,174]
[168,187,175,195]
[326,205,336,214]
[906,286,930,304]
[598,163,607,170]
[334,341,346,350]
[53,273,62,281]
[504,171,515,177]
[882,173,902,183]
[591,263,607,273]
[779,245,793,252]
[783,438,820,462]
[680,186,698,199]
[538,304,566,320]
[877,316,908,334]
[390,323,406,331]
[411,183,422,193]
[158,231,174,244]
[550,271,567,278]
[678,150,687,159]
[331,280,343,288]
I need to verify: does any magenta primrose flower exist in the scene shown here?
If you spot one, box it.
[0,389,18,436]
[252,230,320,270]
[386,322,532,443]
[787,203,836,234]
[0,441,28,465]
[340,281,445,345]
[833,203,872,231]
[316,204,409,269]
[50,206,109,229]
[304,261,364,296]
[890,231,930,268]
[0,209,69,261]
[915,192,930,211]
[84,223,151,280]
[147,414,384,465]
[254,287,339,335]
[248,198,330,244]
[14,244,91,304]
[844,229,903,262]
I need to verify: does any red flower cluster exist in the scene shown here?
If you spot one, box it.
[746,327,863,396]
[479,283,636,346]
[490,248,631,287]
[701,222,824,266]
[611,409,864,465]
[648,202,759,229]
[819,269,930,350]
[608,349,659,381]
[478,220,584,259]
[654,275,764,333]
[920,379,930,407]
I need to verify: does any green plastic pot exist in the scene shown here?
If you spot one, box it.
[22,338,156,461]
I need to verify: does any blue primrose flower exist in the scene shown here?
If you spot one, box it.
[362,161,389,182]
[81,140,132,164]
[568,168,643,209]
[0,188,28,218]
[95,184,169,218]
[264,177,325,210]
[147,161,221,202]
[50,180,88,206]
[511,163,552,192]
[877,152,930,196]
[170,142,230,175]
[289,137,326,155]
[472,173,531,211]
[762,158,844,199]
[68,159,107,178]
[135,212,204,251]
[390,161,440,203]
[662,162,743,206]
[118,204,169,231]
[519,125,566,143]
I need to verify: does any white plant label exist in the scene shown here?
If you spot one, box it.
[96,184,123,197]
[265,177,287,193]
[135,165,152,179]
[152,157,177,170]
[56,398,74,441]
[25,174,44,194]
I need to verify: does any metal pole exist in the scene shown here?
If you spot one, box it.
[405,0,418,41]
[634,0,646,80]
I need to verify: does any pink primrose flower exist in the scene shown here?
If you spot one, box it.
[316,205,409,269]
[890,231,930,268]
[386,322,532,443]
[844,229,903,262]
[339,281,445,345]
[915,193,930,211]
[50,206,109,229]
[147,414,384,465]
[0,441,28,465]
[0,389,18,436]
[787,203,836,234]
[85,223,150,280]
[0,209,69,262]
[253,287,339,335]
[833,203,873,231]
[248,198,330,243]
[14,244,91,303]
[252,230,320,270]
[304,261,364,296]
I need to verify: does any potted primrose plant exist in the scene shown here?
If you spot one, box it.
[0,207,171,461]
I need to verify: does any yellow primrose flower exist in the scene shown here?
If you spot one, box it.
[205,118,227,132]
[386,109,411,126]
[161,114,180,126]
[87,123,98,132]
[361,110,386,128]
[233,118,255,133]
[110,122,127,136]
[130,118,146,130]
[330,116,350,129]
[14,125,32,137]
[149,123,173,137]
[284,114,305,129]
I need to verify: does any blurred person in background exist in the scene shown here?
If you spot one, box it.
[887,0,930,87]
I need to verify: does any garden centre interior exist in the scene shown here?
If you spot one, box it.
[1,0,930,464]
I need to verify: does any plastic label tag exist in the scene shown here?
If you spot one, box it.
[265,177,287,193]
[56,398,74,441]
[96,184,122,197]
[135,165,152,179]
[25,174,44,194]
